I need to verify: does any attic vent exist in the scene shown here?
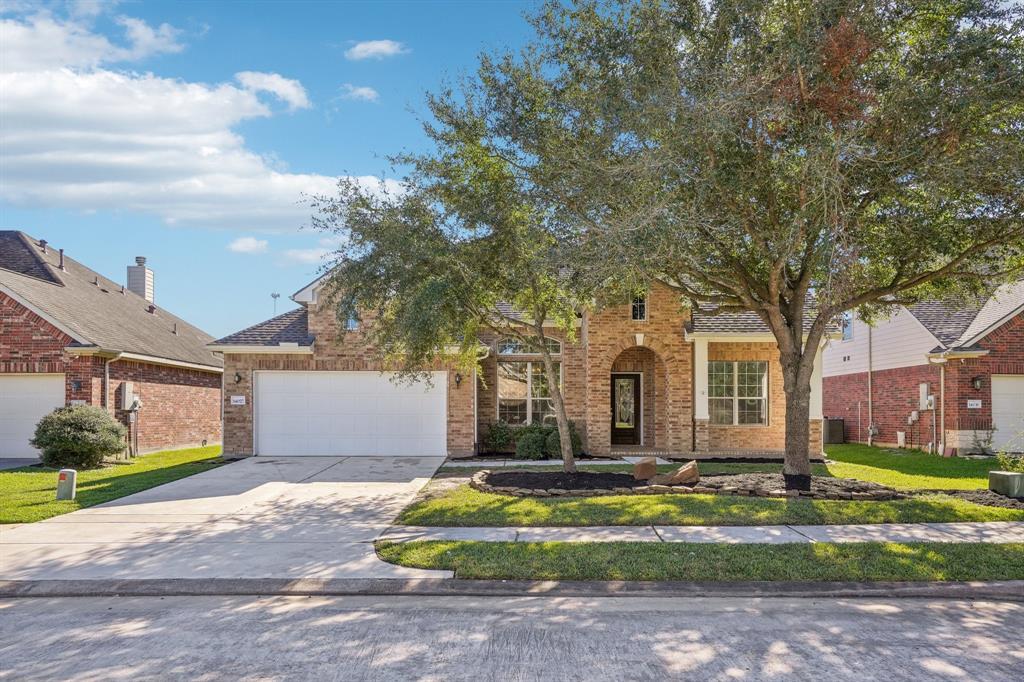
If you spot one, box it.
[59,249,65,271]
[172,323,178,335]
[147,304,157,315]
[93,276,99,286]
[39,239,47,253]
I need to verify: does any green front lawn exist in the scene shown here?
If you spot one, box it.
[377,540,1024,582]
[824,444,996,490]
[405,444,1011,527]
[0,446,225,524]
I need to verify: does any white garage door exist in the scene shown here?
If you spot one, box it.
[255,371,448,456]
[0,374,65,457]
[992,375,1024,453]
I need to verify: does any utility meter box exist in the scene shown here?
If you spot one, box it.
[56,469,77,500]
[121,382,135,410]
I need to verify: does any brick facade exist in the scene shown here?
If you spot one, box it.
[824,310,1023,452]
[1,291,221,454]
[222,281,825,459]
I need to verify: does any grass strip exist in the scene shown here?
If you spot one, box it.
[377,540,1024,582]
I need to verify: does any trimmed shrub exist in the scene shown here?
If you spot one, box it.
[484,421,515,453]
[515,429,548,460]
[997,452,1024,473]
[31,405,126,469]
[544,421,583,458]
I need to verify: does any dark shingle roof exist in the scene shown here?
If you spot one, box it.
[909,280,1024,349]
[0,231,62,284]
[211,308,313,347]
[907,299,985,347]
[0,231,222,369]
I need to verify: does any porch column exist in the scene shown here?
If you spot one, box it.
[693,337,710,453]
[693,337,709,420]
[810,347,823,420]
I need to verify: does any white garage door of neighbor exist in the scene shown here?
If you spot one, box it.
[255,371,448,456]
[992,375,1024,453]
[0,374,65,458]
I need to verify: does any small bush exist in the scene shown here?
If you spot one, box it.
[544,421,583,458]
[31,405,126,469]
[484,421,515,452]
[997,452,1024,473]
[515,429,548,460]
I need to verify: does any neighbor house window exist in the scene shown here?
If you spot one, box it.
[841,312,854,341]
[497,339,562,425]
[631,295,647,321]
[496,337,561,355]
[709,361,768,425]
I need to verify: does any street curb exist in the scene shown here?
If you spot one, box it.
[1,578,1021,600]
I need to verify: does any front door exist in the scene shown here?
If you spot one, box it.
[611,374,641,445]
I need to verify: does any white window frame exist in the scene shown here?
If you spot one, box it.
[631,295,647,321]
[841,312,854,341]
[496,359,563,426]
[496,337,561,355]
[708,360,769,426]
[345,313,360,332]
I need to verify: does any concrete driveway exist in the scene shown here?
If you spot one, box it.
[0,456,450,580]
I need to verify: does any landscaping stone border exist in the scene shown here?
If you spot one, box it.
[469,470,908,501]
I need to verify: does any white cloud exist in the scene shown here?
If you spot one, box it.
[236,71,310,111]
[0,10,401,232]
[228,236,269,254]
[0,11,183,72]
[344,39,407,60]
[340,83,379,102]
[281,236,345,264]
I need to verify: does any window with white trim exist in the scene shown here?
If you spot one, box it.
[345,314,360,331]
[496,337,561,355]
[631,295,647,321]
[841,312,854,341]
[709,361,768,425]
[497,361,562,425]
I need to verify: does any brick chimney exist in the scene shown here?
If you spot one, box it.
[127,256,154,303]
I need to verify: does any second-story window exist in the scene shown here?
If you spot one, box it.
[631,295,647,321]
[841,312,854,341]
[345,314,360,332]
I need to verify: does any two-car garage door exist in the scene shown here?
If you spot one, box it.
[254,371,448,457]
[0,374,65,457]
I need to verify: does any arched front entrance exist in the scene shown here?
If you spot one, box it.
[609,346,665,448]
[585,338,692,456]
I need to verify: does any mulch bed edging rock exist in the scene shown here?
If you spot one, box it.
[470,470,908,501]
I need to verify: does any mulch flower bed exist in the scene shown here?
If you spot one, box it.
[472,470,907,501]
[918,488,1024,510]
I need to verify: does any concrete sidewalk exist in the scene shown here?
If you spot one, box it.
[380,521,1024,544]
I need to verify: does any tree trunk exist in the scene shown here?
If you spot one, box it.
[779,348,815,491]
[536,327,576,473]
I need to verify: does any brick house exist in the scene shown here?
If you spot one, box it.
[0,231,223,457]
[211,276,828,460]
[823,280,1024,454]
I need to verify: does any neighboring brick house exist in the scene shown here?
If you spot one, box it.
[0,231,222,457]
[211,277,828,460]
[823,280,1024,454]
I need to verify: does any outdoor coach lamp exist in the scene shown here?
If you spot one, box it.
[234,372,243,384]
[454,373,463,387]
[972,376,984,391]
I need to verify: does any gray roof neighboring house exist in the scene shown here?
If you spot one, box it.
[907,279,1024,352]
[0,231,222,370]
[210,308,314,347]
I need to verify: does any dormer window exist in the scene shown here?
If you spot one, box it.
[631,295,647,321]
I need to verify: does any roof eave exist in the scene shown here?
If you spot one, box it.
[208,343,315,355]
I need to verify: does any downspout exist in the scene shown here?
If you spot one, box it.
[866,325,874,446]
[940,362,946,455]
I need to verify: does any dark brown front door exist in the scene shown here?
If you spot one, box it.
[611,374,641,445]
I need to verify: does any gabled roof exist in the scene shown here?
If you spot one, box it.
[0,231,222,370]
[908,279,1024,351]
[688,301,838,336]
[210,308,313,347]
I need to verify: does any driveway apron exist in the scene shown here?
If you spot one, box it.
[0,456,451,580]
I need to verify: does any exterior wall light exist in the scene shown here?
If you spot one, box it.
[455,373,463,388]
[234,372,243,384]
[971,376,983,391]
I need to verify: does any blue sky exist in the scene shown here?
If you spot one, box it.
[0,0,539,337]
